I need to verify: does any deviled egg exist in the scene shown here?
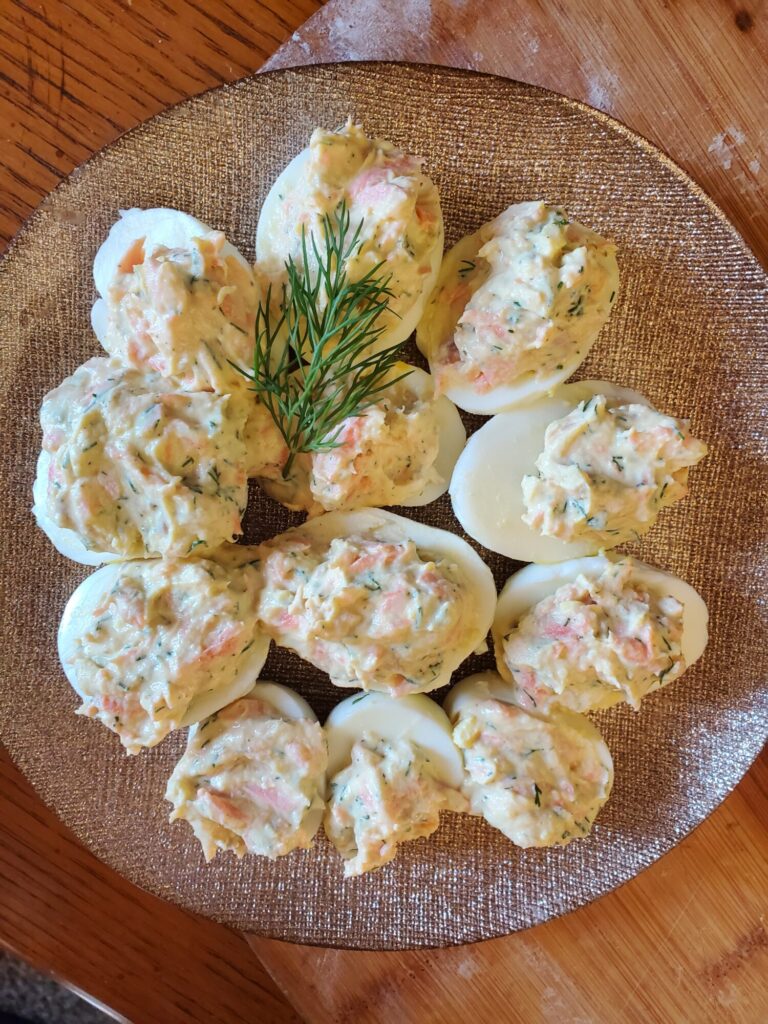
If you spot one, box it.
[444,672,613,847]
[257,364,466,514]
[58,550,269,753]
[256,121,444,351]
[34,358,249,563]
[417,201,619,414]
[256,508,496,696]
[92,207,259,393]
[450,379,708,562]
[166,682,327,861]
[324,692,466,876]
[492,555,709,713]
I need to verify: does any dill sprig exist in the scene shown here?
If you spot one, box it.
[238,201,410,478]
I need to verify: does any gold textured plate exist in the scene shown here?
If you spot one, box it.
[0,63,766,950]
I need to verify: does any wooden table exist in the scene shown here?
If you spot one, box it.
[1,2,766,1021]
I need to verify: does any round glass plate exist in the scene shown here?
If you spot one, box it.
[0,62,765,950]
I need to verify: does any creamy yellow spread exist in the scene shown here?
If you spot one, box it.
[264,121,441,335]
[431,201,617,392]
[258,374,441,514]
[166,696,327,860]
[325,734,466,876]
[453,699,612,847]
[257,534,471,695]
[522,395,708,545]
[243,401,289,479]
[70,555,262,753]
[103,230,257,392]
[501,560,685,713]
[40,358,249,558]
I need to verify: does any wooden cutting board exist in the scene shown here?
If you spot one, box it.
[1,2,766,1022]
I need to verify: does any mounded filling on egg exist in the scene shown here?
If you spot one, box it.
[325,733,466,876]
[501,559,686,713]
[426,201,618,394]
[256,532,472,695]
[452,697,613,847]
[258,120,442,342]
[522,394,708,546]
[166,695,327,860]
[102,229,258,392]
[243,399,290,480]
[65,556,262,753]
[258,369,443,514]
[39,358,249,558]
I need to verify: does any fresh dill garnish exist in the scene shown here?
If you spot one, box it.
[237,201,410,478]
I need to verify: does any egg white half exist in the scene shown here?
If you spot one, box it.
[256,147,444,351]
[186,680,325,842]
[91,207,252,347]
[324,691,464,788]
[443,670,518,721]
[449,379,651,562]
[285,507,496,691]
[57,558,271,730]
[399,366,467,506]
[419,229,592,414]
[33,450,120,566]
[492,554,709,683]
[417,210,619,415]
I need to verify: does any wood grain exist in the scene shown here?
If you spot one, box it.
[0,0,321,246]
[1,1,766,1022]
[0,747,301,1024]
[266,0,768,268]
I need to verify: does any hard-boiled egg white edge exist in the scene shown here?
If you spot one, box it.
[284,507,497,691]
[57,559,271,728]
[492,554,709,683]
[33,450,120,566]
[416,231,606,415]
[443,669,518,720]
[398,365,466,506]
[255,147,444,351]
[186,680,326,841]
[444,669,615,759]
[449,378,651,563]
[90,207,253,346]
[324,691,464,789]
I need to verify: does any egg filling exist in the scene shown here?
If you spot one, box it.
[261,121,442,339]
[67,557,261,752]
[325,733,466,876]
[429,202,618,393]
[39,358,249,558]
[501,559,686,713]
[257,533,471,694]
[166,696,327,860]
[453,698,612,847]
[243,400,289,479]
[522,395,708,545]
[102,230,258,392]
[258,376,442,514]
